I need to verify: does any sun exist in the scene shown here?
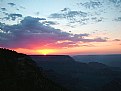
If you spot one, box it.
[37,49,55,55]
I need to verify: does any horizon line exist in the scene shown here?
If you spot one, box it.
[29,54,121,56]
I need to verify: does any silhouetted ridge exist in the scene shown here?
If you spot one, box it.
[88,62,108,69]
[31,55,75,62]
[0,48,68,91]
[0,48,27,59]
[73,55,121,67]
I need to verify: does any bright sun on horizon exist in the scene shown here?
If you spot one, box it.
[37,49,55,55]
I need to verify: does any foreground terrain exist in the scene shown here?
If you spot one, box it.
[0,48,67,91]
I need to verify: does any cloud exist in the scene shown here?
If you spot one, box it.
[49,8,89,25]
[35,12,40,16]
[8,14,22,20]
[78,1,102,9]
[8,3,16,6]
[1,8,7,11]
[49,9,88,19]
[78,0,121,9]
[61,8,70,12]
[84,37,107,42]
[114,17,121,21]
[20,16,46,27]
[113,39,121,41]
[68,11,87,18]
[49,13,65,19]
[3,13,23,21]
[91,17,103,22]
[48,7,105,26]
[42,21,59,25]
[109,0,121,7]
[81,44,95,47]
[0,16,107,49]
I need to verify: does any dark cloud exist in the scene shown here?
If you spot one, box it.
[113,39,121,41]
[16,8,19,11]
[20,16,46,27]
[0,16,107,49]
[49,13,65,19]
[3,13,22,21]
[67,11,87,18]
[35,12,40,16]
[61,8,70,12]
[91,17,103,22]
[1,8,7,11]
[9,14,22,20]
[2,12,9,15]
[8,3,16,6]
[42,21,59,25]
[114,17,121,21]
[49,8,89,25]
[81,44,95,47]
[84,38,107,42]
[78,1,102,9]
[49,7,104,25]
[109,0,121,7]
[49,9,87,19]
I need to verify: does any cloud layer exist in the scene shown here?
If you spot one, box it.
[49,0,121,26]
[0,16,107,49]
[49,7,104,25]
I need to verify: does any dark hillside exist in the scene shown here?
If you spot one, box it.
[0,48,67,91]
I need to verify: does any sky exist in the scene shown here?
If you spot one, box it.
[0,0,121,55]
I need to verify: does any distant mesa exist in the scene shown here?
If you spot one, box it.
[30,55,75,63]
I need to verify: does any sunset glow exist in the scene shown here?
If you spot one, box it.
[37,49,56,55]
[0,0,121,55]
